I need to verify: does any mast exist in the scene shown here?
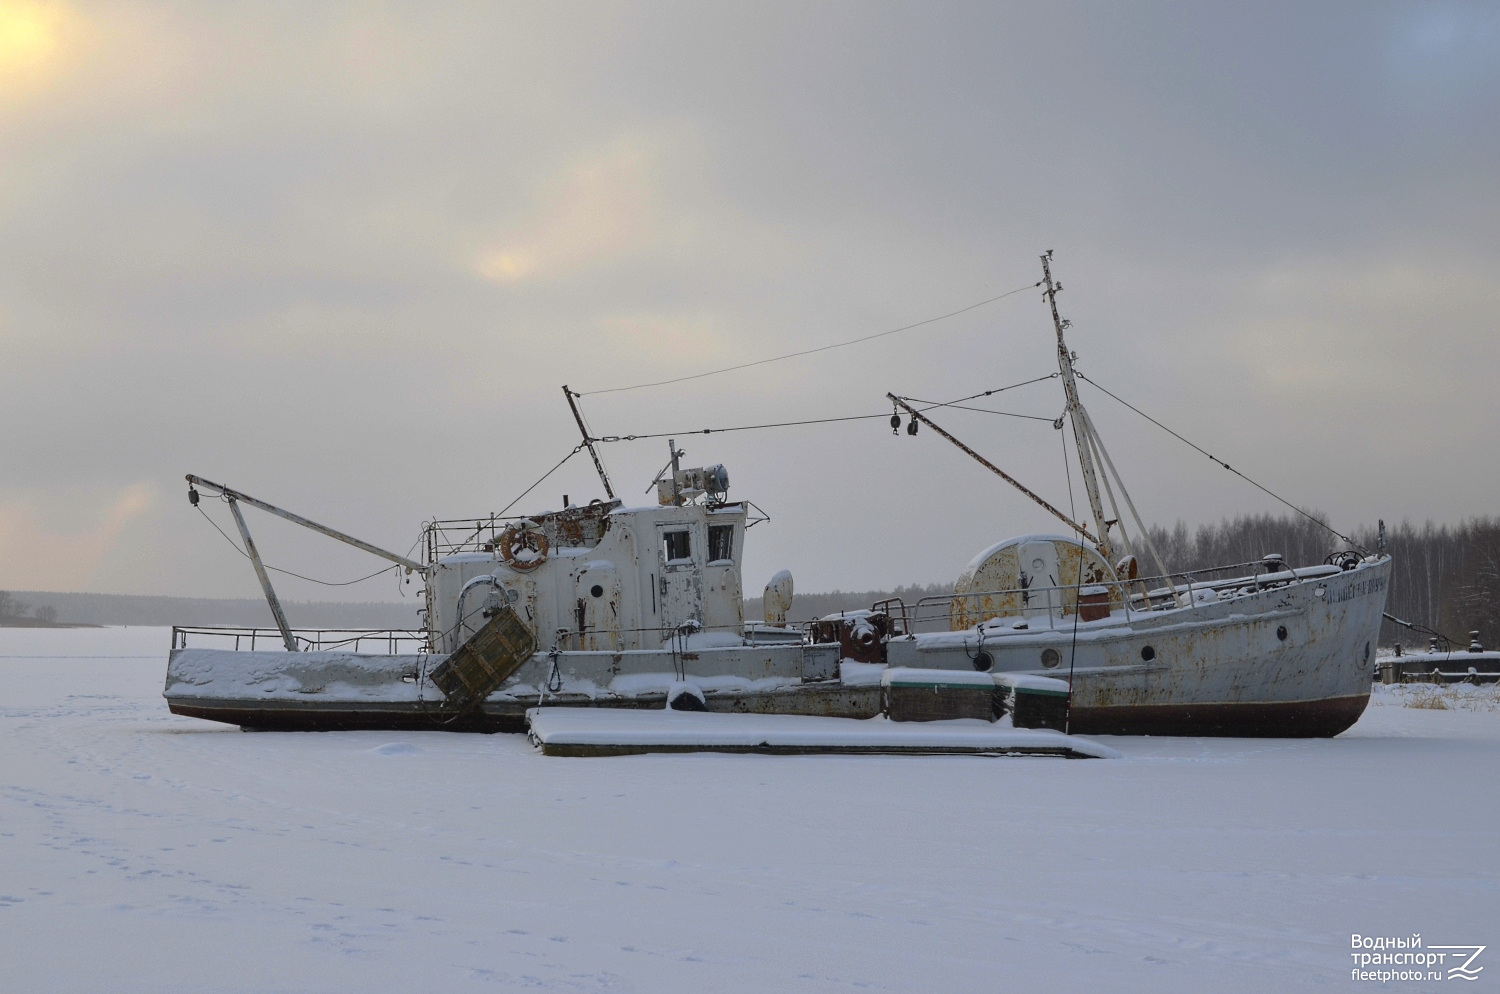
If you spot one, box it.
[562,385,616,500]
[224,496,299,652]
[1040,251,1113,561]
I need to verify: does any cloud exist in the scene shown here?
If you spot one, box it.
[595,309,736,366]
[472,132,687,285]
[1224,253,1499,390]
[0,483,155,590]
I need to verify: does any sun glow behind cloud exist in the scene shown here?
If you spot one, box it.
[0,0,78,99]
[473,135,676,285]
[0,483,155,590]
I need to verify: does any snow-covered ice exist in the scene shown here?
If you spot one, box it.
[2,626,1496,992]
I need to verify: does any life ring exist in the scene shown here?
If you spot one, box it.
[499,522,549,572]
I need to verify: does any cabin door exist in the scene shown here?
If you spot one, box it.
[656,523,704,640]
[574,563,621,651]
[1019,539,1062,621]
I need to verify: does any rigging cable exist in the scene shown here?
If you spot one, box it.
[593,373,1061,442]
[495,444,586,518]
[1074,371,1366,553]
[433,443,589,580]
[905,372,1059,408]
[1382,612,1464,651]
[578,280,1044,396]
[195,503,399,586]
[897,401,1056,423]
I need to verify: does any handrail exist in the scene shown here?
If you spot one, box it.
[171,626,432,654]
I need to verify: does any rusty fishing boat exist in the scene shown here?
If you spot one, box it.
[164,254,1391,737]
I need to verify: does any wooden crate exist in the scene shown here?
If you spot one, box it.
[429,606,538,711]
[881,668,1000,722]
[995,674,1070,731]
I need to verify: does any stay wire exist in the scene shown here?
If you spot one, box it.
[1075,371,1365,552]
[593,373,1060,442]
[495,444,587,518]
[195,503,400,587]
[898,400,1056,423]
[909,372,1059,408]
[599,411,893,441]
[579,280,1044,396]
[1382,612,1464,652]
[434,443,591,559]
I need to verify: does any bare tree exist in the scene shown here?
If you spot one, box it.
[0,592,29,620]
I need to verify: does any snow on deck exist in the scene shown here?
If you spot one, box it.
[2,626,1498,993]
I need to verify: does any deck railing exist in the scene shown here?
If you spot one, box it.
[423,515,529,561]
[171,626,432,654]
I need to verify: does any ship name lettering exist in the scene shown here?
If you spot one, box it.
[1327,575,1386,605]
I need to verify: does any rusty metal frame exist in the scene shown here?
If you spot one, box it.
[424,500,624,563]
[870,597,911,636]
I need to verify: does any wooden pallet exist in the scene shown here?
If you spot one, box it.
[428,607,538,711]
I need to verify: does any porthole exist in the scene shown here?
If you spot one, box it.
[590,584,604,598]
[1041,647,1062,669]
[1364,642,1371,662]
[972,651,993,672]
[1276,625,1288,642]
[1141,645,1156,662]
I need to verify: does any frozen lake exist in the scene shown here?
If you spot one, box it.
[2,626,1495,992]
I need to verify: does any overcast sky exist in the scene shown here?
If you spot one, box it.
[1,1,1497,603]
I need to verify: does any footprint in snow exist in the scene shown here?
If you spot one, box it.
[371,743,419,756]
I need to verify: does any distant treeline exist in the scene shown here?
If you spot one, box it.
[1138,513,1499,649]
[0,590,422,630]
[1141,513,1342,578]
[744,515,1500,649]
[0,591,61,625]
[1354,519,1498,650]
[744,583,955,626]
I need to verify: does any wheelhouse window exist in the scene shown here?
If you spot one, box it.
[662,529,692,564]
[708,524,735,564]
